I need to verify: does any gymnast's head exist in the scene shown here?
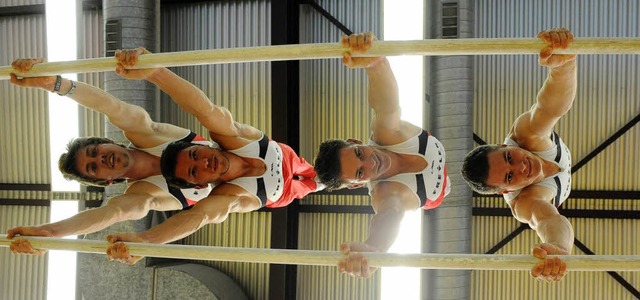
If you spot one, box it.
[161,141,231,189]
[462,144,546,194]
[315,138,394,191]
[58,137,130,187]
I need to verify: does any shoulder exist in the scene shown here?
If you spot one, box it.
[371,120,422,146]
[210,183,260,204]
[510,112,554,151]
[371,181,419,211]
[125,180,170,196]
[508,185,555,210]
[126,123,191,149]
[207,184,262,211]
[209,126,263,150]
[150,123,192,141]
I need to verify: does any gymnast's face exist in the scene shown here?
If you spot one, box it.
[74,143,132,182]
[173,145,231,186]
[484,146,545,193]
[338,142,392,185]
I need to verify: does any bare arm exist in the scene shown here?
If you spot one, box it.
[105,185,261,265]
[68,81,188,147]
[513,29,577,141]
[117,189,259,245]
[526,61,577,137]
[11,73,160,136]
[361,198,406,253]
[511,188,574,253]
[510,186,573,281]
[10,59,188,147]
[114,48,262,147]
[337,193,406,277]
[147,68,261,138]
[7,182,181,239]
[341,33,417,144]
[366,59,402,133]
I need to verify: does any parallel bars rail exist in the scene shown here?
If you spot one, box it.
[1,37,640,80]
[2,235,639,271]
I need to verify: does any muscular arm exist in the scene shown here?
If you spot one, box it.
[337,193,407,277]
[349,192,407,253]
[11,73,156,135]
[67,81,188,147]
[10,72,188,148]
[340,33,417,144]
[366,59,401,132]
[65,81,149,132]
[512,29,577,142]
[364,202,406,252]
[526,60,577,137]
[510,187,574,254]
[8,182,181,239]
[145,68,262,146]
[145,69,231,134]
[132,188,260,244]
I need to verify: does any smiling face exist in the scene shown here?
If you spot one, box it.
[484,146,544,193]
[338,144,391,185]
[74,143,131,182]
[173,145,230,186]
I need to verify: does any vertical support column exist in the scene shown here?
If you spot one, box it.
[102,0,158,197]
[422,0,474,299]
[270,0,300,299]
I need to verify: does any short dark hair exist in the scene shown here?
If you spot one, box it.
[461,144,503,194]
[58,137,127,187]
[314,139,351,191]
[160,140,198,189]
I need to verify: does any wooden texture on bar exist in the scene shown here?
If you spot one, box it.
[1,235,639,271]
[1,37,639,80]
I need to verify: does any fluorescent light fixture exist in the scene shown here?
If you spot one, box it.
[381,0,424,299]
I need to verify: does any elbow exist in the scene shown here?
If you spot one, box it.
[205,209,230,224]
[104,203,130,222]
[198,107,236,132]
[370,241,393,253]
[106,196,152,221]
[195,206,230,225]
[563,101,574,115]
[202,214,229,226]
[367,206,405,252]
[530,210,571,233]
[537,214,574,251]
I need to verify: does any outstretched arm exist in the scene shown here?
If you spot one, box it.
[342,33,400,129]
[115,48,262,147]
[7,182,182,255]
[338,194,406,277]
[105,186,260,265]
[341,33,419,145]
[10,59,187,148]
[514,28,577,140]
[510,187,574,281]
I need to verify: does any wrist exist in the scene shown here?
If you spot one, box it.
[553,59,576,71]
[57,79,77,96]
[146,67,169,83]
[42,76,58,91]
[365,57,389,73]
[136,232,152,243]
[52,75,63,93]
[37,225,56,237]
